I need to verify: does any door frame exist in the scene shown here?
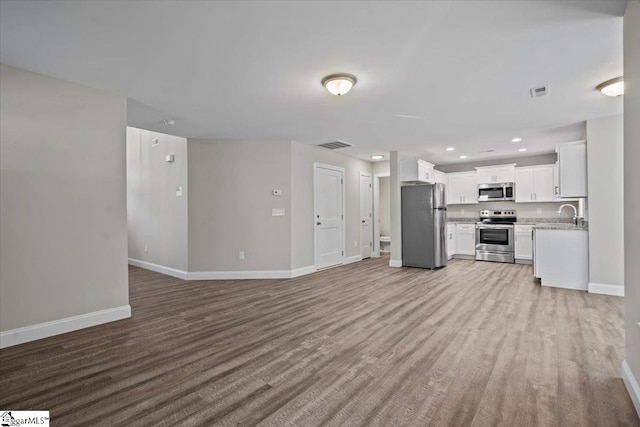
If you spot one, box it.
[360,171,373,259]
[373,172,390,258]
[313,162,346,268]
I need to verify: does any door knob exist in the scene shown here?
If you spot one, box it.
[362,220,365,223]
[317,222,321,225]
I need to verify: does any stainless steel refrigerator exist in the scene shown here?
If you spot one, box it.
[401,183,447,269]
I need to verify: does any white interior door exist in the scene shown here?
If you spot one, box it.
[314,164,344,269]
[360,172,373,259]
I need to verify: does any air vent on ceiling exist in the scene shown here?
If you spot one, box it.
[317,140,353,150]
[530,85,550,98]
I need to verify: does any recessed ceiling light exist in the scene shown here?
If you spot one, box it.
[322,73,357,96]
[519,148,527,152]
[596,76,624,97]
[370,155,384,160]
[446,147,455,151]
[162,119,176,125]
[460,155,467,159]
[511,137,522,143]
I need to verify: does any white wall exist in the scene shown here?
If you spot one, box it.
[188,139,292,272]
[379,177,391,236]
[623,0,640,416]
[586,115,624,289]
[127,127,188,271]
[0,64,129,335]
[372,160,390,175]
[291,142,373,269]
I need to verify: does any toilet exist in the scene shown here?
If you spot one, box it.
[380,235,391,253]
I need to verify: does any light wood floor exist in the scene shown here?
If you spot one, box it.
[1,257,638,426]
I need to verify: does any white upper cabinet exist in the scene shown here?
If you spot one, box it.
[401,159,435,183]
[515,165,555,202]
[556,141,587,198]
[447,171,478,205]
[476,164,516,184]
[432,169,446,185]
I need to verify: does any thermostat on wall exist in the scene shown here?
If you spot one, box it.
[165,154,175,163]
[273,189,282,196]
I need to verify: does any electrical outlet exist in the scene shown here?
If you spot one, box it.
[239,251,245,260]
[461,209,465,215]
[536,208,542,214]
[144,245,148,253]
[176,186,183,197]
[354,240,358,247]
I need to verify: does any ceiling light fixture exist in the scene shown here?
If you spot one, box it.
[322,73,357,96]
[446,147,455,151]
[519,148,527,152]
[370,155,384,160]
[511,137,522,143]
[596,76,624,97]
[460,155,467,159]
[162,119,176,125]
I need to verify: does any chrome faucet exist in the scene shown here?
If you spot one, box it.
[557,204,580,225]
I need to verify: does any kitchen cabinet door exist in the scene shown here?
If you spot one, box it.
[447,224,456,259]
[460,172,479,204]
[532,166,554,202]
[556,141,587,198]
[456,224,476,255]
[514,225,533,260]
[476,165,515,184]
[515,168,534,202]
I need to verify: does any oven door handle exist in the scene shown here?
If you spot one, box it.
[476,225,514,229]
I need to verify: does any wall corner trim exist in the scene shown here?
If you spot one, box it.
[588,282,625,297]
[128,258,188,280]
[0,305,131,349]
[622,360,640,418]
[389,259,403,268]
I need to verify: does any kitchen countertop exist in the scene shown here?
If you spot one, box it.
[533,223,588,230]
[447,218,588,230]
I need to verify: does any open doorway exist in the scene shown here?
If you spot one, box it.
[373,173,391,257]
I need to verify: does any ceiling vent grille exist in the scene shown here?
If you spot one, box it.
[317,140,353,150]
[530,85,550,98]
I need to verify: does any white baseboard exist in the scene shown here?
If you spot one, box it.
[0,305,131,349]
[128,258,188,280]
[389,259,402,268]
[622,360,640,418]
[290,265,317,278]
[588,282,625,297]
[344,255,362,265]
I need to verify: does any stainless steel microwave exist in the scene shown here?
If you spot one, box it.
[478,183,515,202]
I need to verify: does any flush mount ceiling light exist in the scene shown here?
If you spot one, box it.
[460,155,467,159]
[596,76,624,97]
[519,148,527,152]
[322,73,357,96]
[162,119,176,125]
[511,137,522,143]
[446,147,455,151]
[370,155,384,160]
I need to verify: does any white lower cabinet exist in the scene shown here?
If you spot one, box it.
[455,224,476,256]
[514,225,533,261]
[447,223,456,259]
[534,229,588,291]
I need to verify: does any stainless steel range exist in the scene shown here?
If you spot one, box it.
[475,210,516,263]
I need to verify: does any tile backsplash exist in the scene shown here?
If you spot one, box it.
[446,201,579,220]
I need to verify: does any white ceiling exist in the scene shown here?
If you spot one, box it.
[0,0,626,165]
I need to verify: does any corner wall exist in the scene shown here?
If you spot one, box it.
[586,115,624,291]
[188,139,292,272]
[0,64,129,346]
[623,0,640,416]
[127,127,188,271]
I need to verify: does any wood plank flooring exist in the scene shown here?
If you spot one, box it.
[1,257,638,426]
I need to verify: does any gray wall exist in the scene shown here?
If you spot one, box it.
[291,142,373,269]
[0,64,129,331]
[379,177,391,236]
[127,127,188,271]
[436,153,558,173]
[586,116,624,288]
[188,139,292,272]
[624,0,640,407]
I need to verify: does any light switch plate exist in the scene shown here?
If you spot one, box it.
[176,187,183,197]
[272,208,285,216]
